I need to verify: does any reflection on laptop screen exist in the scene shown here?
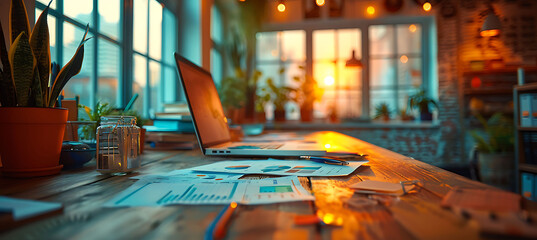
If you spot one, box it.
[175,54,231,147]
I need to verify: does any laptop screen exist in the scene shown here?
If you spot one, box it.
[175,53,231,148]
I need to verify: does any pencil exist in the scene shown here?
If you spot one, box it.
[205,202,238,240]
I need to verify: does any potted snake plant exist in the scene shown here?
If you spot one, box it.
[0,0,90,177]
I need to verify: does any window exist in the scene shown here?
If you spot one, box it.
[369,24,423,116]
[313,29,362,119]
[35,0,178,117]
[256,30,306,120]
[254,18,434,121]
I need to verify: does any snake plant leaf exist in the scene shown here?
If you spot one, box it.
[49,61,59,94]
[8,32,35,106]
[9,0,31,44]
[0,21,17,106]
[48,25,90,107]
[29,2,51,102]
[30,66,43,107]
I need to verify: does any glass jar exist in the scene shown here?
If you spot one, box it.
[96,116,141,174]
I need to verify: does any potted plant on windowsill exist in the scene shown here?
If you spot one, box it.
[259,76,297,122]
[292,66,323,122]
[373,102,391,122]
[408,89,438,121]
[0,0,90,177]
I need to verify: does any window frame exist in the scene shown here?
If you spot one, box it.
[259,16,435,120]
[35,0,178,117]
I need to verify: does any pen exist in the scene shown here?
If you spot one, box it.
[300,156,349,165]
[205,202,238,240]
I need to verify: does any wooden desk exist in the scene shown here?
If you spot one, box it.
[1,131,535,239]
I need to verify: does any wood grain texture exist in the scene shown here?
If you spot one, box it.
[1,131,535,240]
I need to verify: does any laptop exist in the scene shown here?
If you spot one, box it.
[174,53,327,157]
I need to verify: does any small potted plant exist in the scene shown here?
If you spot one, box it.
[259,76,297,122]
[292,66,323,122]
[0,0,90,177]
[78,102,114,145]
[408,89,438,121]
[470,113,514,189]
[373,103,391,121]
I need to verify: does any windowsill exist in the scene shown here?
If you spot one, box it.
[264,119,441,130]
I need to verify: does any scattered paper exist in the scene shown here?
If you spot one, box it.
[104,176,314,207]
[349,180,415,196]
[189,159,366,177]
[0,196,62,221]
[132,169,243,182]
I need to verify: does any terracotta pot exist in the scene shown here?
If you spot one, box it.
[0,107,68,177]
[300,107,313,122]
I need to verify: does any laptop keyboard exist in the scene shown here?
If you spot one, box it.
[250,143,284,149]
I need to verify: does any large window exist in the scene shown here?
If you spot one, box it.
[255,19,433,121]
[35,0,178,117]
[369,24,423,116]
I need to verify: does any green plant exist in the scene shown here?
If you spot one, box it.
[119,109,148,128]
[408,89,438,114]
[470,113,514,153]
[398,107,414,121]
[259,70,297,111]
[292,65,323,109]
[0,0,90,108]
[78,102,113,141]
[374,103,391,120]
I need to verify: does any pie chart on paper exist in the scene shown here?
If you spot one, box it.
[261,165,292,173]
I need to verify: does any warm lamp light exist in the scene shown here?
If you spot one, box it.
[409,24,417,33]
[345,50,363,68]
[277,2,286,12]
[316,0,325,6]
[481,8,501,37]
[324,76,335,86]
[366,6,375,15]
[400,55,408,63]
[422,2,431,11]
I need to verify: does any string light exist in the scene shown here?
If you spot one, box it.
[409,24,417,33]
[400,55,409,63]
[366,6,375,15]
[277,2,286,12]
[316,0,325,6]
[423,2,432,11]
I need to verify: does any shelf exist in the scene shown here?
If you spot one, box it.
[518,127,537,131]
[463,88,514,95]
[520,164,537,174]
[463,66,537,76]
[514,82,537,92]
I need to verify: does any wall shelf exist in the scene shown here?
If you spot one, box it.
[514,83,537,196]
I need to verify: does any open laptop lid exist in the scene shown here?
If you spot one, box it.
[174,53,231,152]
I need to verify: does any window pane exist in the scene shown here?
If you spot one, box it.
[313,30,335,60]
[134,0,148,54]
[369,25,394,56]
[257,64,281,87]
[398,57,422,87]
[163,8,177,65]
[133,54,147,115]
[337,60,362,118]
[163,66,177,103]
[370,59,395,87]
[313,61,336,90]
[63,23,93,107]
[149,61,161,116]
[397,24,421,54]
[337,29,361,61]
[98,0,120,41]
[149,0,162,60]
[256,32,278,61]
[281,31,305,61]
[97,38,120,107]
[35,9,56,64]
[64,0,93,24]
[37,0,56,9]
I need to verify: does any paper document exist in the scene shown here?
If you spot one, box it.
[104,176,314,207]
[190,159,367,177]
[132,169,243,182]
[0,196,62,220]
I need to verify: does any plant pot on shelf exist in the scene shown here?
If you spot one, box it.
[274,109,286,122]
[0,108,68,177]
[478,152,515,191]
[300,104,314,122]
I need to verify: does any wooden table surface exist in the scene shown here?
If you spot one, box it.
[1,131,536,240]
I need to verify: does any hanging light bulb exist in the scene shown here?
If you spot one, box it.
[345,50,363,68]
[316,0,325,6]
[423,2,432,11]
[480,6,501,37]
[366,6,375,15]
[277,0,286,12]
